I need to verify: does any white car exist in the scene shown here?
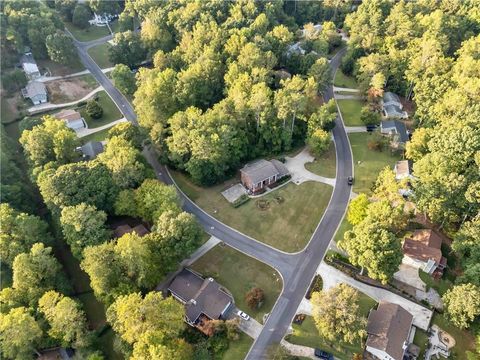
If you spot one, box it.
[237,310,250,321]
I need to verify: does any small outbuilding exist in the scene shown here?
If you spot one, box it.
[240,159,289,194]
[21,52,41,80]
[54,109,87,130]
[394,160,412,181]
[21,81,47,105]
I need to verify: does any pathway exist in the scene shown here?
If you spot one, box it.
[344,126,367,133]
[28,86,104,114]
[281,340,317,359]
[180,236,222,266]
[333,86,360,93]
[37,67,114,83]
[296,262,433,330]
[237,316,263,339]
[334,94,363,100]
[76,118,127,138]
[284,148,336,187]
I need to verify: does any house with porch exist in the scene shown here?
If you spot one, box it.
[402,229,447,277]
[168,268,234,332]
[366,302,414,360]
[240,159,289,194]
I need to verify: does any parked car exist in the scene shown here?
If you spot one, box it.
[314,348,334,360]
[347,176,354,185]
[237,310,250,321]
[366,124,377,132]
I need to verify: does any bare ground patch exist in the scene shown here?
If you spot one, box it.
[46,75,98,104]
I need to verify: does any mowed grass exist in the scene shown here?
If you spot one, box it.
[171,171,333,252]
[349,133,402,194]
[80,128,110,143]
[334,216,353,242]
[413,328,429,358]
[304,142,336,178]
[65,22,113,42]
[191,244,282,322]
[88,43,113,69]
[433,313,476,359]
[37,58,84,76]
[288,294,376,360]
[334,69,358,89]
[221,333,253,360]
[337,99,364,126]
[80,91,122,128]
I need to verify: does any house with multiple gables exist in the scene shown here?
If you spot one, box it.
[240,159,289,194]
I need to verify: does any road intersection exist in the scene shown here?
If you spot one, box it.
[69,31,353,358]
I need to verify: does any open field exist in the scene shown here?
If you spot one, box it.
[172,171,333,252]
[334,69,358,89]
[348,133,402,194]
[88,43,113,69]
[337,99,364,126]
[45,74,98,103]
[191,244,282,322]
[304,142,336,178]
[80,91,122,128]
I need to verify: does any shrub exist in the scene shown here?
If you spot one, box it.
[245,287,265,310]
[360,106,381,126]
[306,275,324,299]
[2,69,27,93]
[72,4,91,29]
[367,132,388,151]
[232,194,250,208]
[86,99,103,119]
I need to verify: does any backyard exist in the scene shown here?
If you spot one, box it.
[172,171,333,252]
[287,294,376,360]
[432,313,476,359]
[37,58,85,76]
[333,69,358,89]
[221,332,253,360]
[191,243,283,322]
[45,74,98,104]
[80,91,123,128]
[349,133,402,194]
[88,43,114,69]
[304,142,336,178]
[337,99,364,126]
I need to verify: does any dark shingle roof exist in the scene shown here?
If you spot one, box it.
[366,302,413,360]
[381,120,409,143]
[241,159,289,184]
[81,141,104,159]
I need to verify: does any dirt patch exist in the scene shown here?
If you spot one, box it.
[1,89,28,123]
[46,76,98,104]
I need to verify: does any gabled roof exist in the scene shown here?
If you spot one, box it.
[381,120,409,143]
[113,224,149,238]
[81,141,104,159]
[241,159,289,184]
[403,229,443,263]
[395,160,411,177]
[24,81,46,98]
[55,109,83,122]
[384,104,405,117]
[366,302,413,360]
[383,92,401,106]
[21,53,40,75]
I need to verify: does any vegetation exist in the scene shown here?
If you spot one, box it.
[80,91,123,128]
[111,64,137,96]
[45,31,76,65]
[442,284,480,329]
[86,99,103,119]
[304,141,336,178]
[336,99,364,126]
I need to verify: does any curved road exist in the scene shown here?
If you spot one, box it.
[70,32,352,359]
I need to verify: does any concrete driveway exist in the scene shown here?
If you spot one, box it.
[284,148,336,187]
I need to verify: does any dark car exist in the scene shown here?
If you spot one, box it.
[366,124,377,132]
[347,176,354,185]
[314,348,334,360]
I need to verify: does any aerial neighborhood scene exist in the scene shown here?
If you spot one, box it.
[1,1,480,360]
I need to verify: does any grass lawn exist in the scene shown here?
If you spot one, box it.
[418,270,453,297]
[172,171,333,252]
[413,328,429,358]
[80,128,110,143]
[304,142,336,178]
[222,333,253,360]
[80,91,122,128]
[191,244,282,322]
[334,216,353,242]
[65,22,112,42]
[349,133,402,194]
[334,69,358,89]
[88,43,113,69]
[1,96,17,124]
[337,99,364,126]
[37,58,84,76]
[432,313,476,359]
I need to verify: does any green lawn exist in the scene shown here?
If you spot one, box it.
[334,69,358,89]
[349,133,402,194]
[334,216,353,242]
[37,58,84,76]
[432,313,476,359]
[65,21,114,42]
[191,244,282,322]
[304,142,336,178]
[418,270,453,296]
[413,328,429,358]
[222,333,253,360]
[80,91,122,128]
[172,171,333,252]
[88,43,113,69]
[80,128,110,143]
[337,99,364,126]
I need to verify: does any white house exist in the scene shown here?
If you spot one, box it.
[54,109,86,131]
[381,92,408,119]
[21,81,47,105]
[89,13,116,26]
[402,229,447,276]
[21,52,41,80]
[366,302,414,360]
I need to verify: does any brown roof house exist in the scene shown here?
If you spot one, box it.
[366,302,413,360]
[168,268,234,331]
[240,159,289,194]
[113,224,150,238]
[54,109,86,131]
[402,230,447,277]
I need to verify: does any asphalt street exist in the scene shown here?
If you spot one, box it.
[70,32,352,359]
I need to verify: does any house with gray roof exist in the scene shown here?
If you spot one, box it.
[80,141,104,160]
[21,81,47,105]
[366,302,414,360]
[380,120,409,144]
[382,92,408,119]
[21,52,41,80]
[240,159,289,193]
[168,268,234,329]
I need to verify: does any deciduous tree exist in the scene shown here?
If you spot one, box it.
[109,31,146,68]
[111,64,137,96]
[72,4,91,29]
[46,31,76,65]
[443,284,480,329]
[347,194,369,226]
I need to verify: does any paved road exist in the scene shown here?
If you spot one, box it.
[70,32,352,359]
